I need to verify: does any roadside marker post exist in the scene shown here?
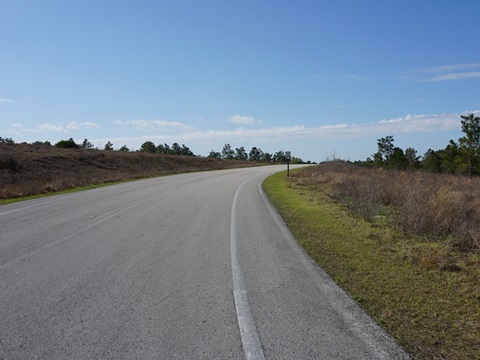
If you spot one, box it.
[285,151,291,177]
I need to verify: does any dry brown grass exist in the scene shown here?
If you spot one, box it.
[0,143,257,200]
[293,161,480,252]
[268,169,480,358]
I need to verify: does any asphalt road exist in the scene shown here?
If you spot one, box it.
[0,166,409,359]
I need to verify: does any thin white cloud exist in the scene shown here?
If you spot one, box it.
[82,121,101,129]
[315,74,373,81]
[313,104,354,110]
[0,98,14,103]
[6,121,101,135]
[422,72,480,82]
[229,114,259,125]
[374,113,461,131]
[96,111,475,150]
[401,99,427,104]
[37,123,65,133]
[66,122,80,131]
[339,74,370,81]
[188,125,311,140]
[421,63,480,73]
[5,112,476,154]
[192,111,471,140]
[415,63,480,82]
[113,119,195,131]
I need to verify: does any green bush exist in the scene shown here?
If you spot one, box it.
[55,138,79,149]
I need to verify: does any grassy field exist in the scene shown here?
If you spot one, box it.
[263,164,480,359]
[0,143,258,202]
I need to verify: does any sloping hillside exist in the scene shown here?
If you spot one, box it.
[0,143,257,199]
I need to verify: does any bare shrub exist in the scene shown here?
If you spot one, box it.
[394,175,480,250]
[416,246,446,269]
[297,162,480,251]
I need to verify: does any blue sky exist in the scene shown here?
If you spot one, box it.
[1,0,479,162]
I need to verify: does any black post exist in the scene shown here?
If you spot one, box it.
[285,151,292,177]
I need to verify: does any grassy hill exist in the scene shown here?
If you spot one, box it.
[0,143,258,201]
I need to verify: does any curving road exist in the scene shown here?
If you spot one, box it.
[0,166,409,359]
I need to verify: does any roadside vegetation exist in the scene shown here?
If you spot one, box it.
[355,113,480,176]
[0,133,317,202]
[0,142,255,202]
[0,135,315,202]
[264,165,480,359]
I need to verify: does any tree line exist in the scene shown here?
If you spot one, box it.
[54,138,130,151]
[207,144,311,163]
[0,136,311,163]
[356,113,480,176]
[139,141,309,163]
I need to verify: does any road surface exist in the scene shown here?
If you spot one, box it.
[0,166,409,359]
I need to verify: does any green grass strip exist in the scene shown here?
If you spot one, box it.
[263,171,480,359]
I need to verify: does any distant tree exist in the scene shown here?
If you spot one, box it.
[405,147,419,171]
[371,135,412,170]
[0,136,15,144]
[291,157,305,164]
[80,138,94,149]
[104,141,114,150]
[262,152,272,162]
[421,149,442,172]
[379,135,395,158]
[156,143,166,154]
[119,145,129,151]
[374,135,395,167]
[208,150,221,158]
[180,144,193,156]
[389,147,407,170]
[140,141,156,153]
[440,140,462,174]
[355,157,376,168]
[156,143,170,154]
[163,143,171,154]
[171,142,182,155]
[459,113,480,176]
[32,140,52,146]
[235,146,248,160]
[249,147,263,162]
[55,138,78,149]
[273,150,285,163]
[222,144,235,159]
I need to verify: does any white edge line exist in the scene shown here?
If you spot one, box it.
[231,178,265,360]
